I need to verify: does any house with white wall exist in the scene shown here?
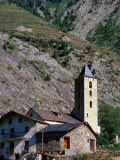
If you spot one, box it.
[0,111,47,160]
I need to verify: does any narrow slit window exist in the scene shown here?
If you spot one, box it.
[90,101,92,108]
[89,82,92,88]
[90,91,92,97]
[87,113,88,117]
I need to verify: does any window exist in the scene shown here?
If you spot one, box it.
[64,137,70,149]
[0,143,4,149]
[10,128,14,138]
[58,113,62,118]
[9,119,12,124]
[90,91,92,97]
[25,126,29,133]
[89,82,92,88]
[90,101,92,108]
[18,117,22,123]
[30,113,33,117]
[1,129,5,135]
[87,113,88,117]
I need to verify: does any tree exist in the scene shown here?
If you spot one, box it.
[98,103,120,145]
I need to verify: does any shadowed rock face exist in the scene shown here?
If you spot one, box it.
[0,32,120,115]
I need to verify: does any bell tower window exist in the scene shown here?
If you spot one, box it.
[90,101,92,108]
[90,91,92,97]
[89,82,92,88]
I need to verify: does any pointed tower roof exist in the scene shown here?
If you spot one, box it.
[78,65,94,78]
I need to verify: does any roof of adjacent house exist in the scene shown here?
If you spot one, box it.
[38,122,97,137]
[78,65,94,78]
[0,111,48,125]
[28,108,80,124]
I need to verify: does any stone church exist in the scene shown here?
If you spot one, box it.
[0,65,100,160]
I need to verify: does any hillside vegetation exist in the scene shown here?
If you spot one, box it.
[0,1,120,116]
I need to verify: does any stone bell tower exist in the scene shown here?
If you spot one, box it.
[71,65,100,133]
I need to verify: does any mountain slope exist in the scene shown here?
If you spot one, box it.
[0,2,120,115]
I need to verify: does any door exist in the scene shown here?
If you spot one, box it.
[10,142,14,153]
[90,140,94,152]
[10,128,14,138]
[64,137,70,149]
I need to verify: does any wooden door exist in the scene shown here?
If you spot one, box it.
[90,140,94,152]
[64,137,70,149]
[10,128,14,138]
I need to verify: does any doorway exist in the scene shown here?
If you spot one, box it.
[90,139,94,152]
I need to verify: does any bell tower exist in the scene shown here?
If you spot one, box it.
[71,65,100,133]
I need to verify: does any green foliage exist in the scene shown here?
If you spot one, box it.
[97,103,120,145]
[44,74,51,81]
[87,5,120,54]
[101,144,120,151]
[8,0,77,32]
[34,102,40,108]
[3,40,17,51]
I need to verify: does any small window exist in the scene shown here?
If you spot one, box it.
[90,101,92,108]
[25,126,29,133]
[30,113,33,117]
[58,113,62,118]
[9,119,12,124]
[87,113,88,117]
[87,139,89,143]
[18,117,22,123]
[0,143,4,149]
[1,129,5,135]
[89,82,92,88]
[90,91,92,97]
[64,137,70,149]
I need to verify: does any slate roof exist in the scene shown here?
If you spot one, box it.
[39,123,83,133]
[78,65,94,78]
[38,122,97,137]
[29,108,80,124]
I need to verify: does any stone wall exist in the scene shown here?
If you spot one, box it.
[36,124,96,156]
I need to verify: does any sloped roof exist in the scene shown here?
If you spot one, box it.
[38,122,97,137]
[0,111,48,125]
[29,108,80,124]
[78,65,94,78]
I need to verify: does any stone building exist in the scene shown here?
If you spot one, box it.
[37,122,96,156]
[71,65,100,134]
